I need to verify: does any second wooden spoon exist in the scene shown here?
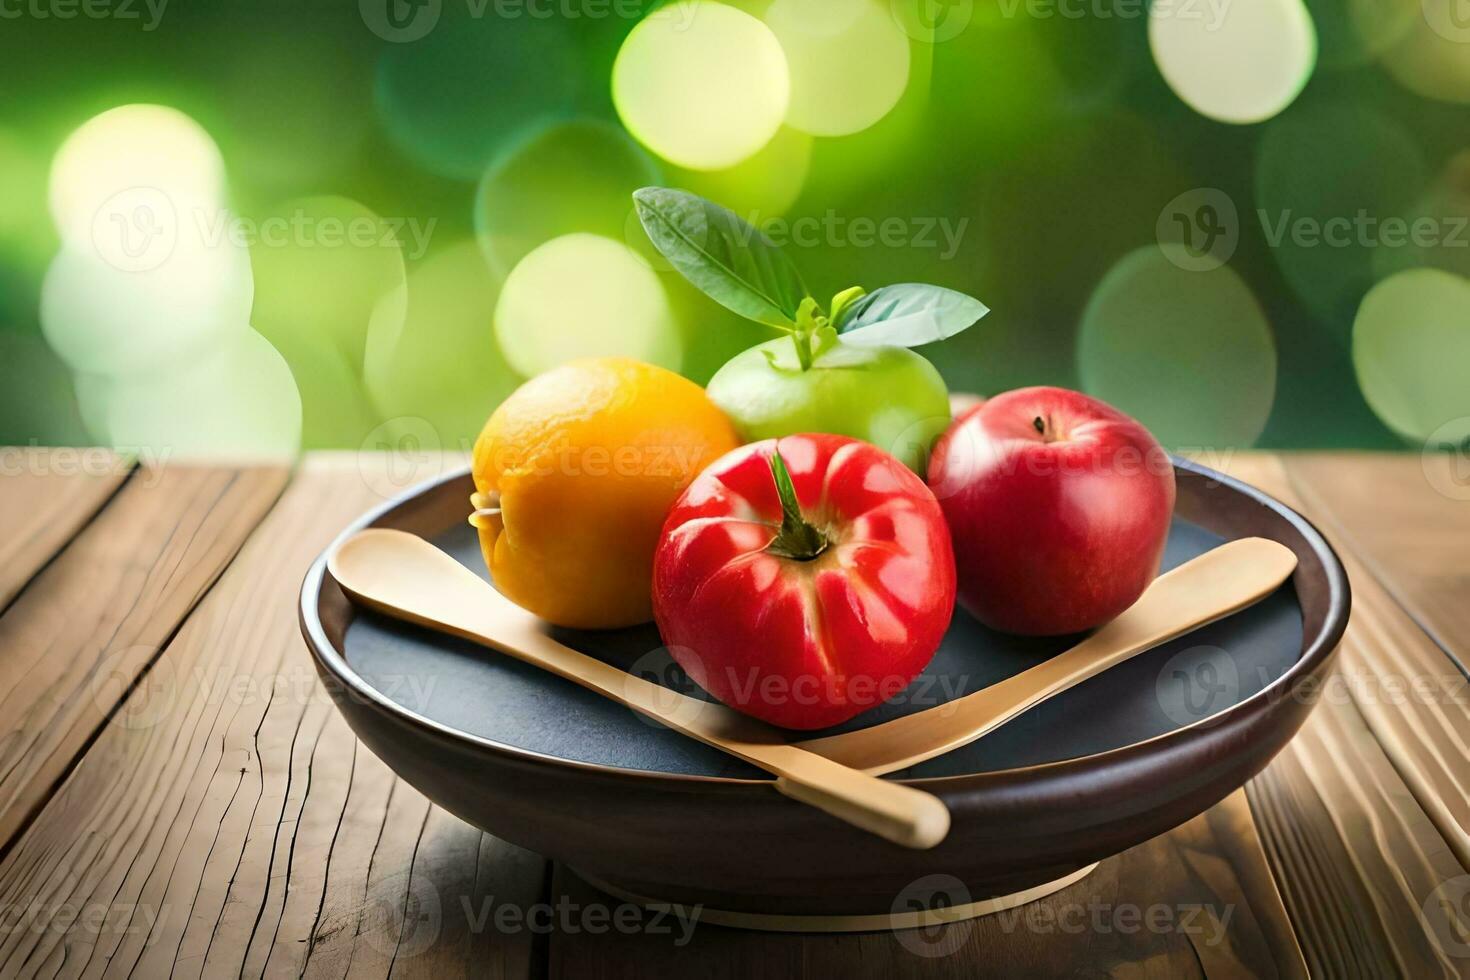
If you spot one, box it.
[328,528,951,850]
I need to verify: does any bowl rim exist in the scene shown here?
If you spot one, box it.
[299,455,1351,790]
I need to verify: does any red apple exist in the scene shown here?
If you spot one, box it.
[927,386,1175,636]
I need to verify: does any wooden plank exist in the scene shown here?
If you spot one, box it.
[1285,452,1470,672]
[1214,454,1470,976]
[546,789,1304,979]
[0,457,545,979]
[1247,700,1463,977]
[1239,455,1470,866]
[0,448,130,609]
[0,463,289,855]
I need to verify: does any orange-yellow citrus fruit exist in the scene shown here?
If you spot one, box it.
[471,357,740,629]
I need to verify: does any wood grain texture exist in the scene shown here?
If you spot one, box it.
[0,457,545,979]
[1285,453,1470,674]
[1217,454,1470,977]
[0,448,129,609]
[0,464,289,856]
[5,450,1468,978]
[547,789,1305,979]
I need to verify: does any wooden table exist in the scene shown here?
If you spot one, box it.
[1,449,1466,978]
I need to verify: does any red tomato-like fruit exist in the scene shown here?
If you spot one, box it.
[652,434,956,730]
[928,386,1175,636]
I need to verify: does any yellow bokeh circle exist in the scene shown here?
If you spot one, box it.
[612,2,790,170]
[495,233,681,378]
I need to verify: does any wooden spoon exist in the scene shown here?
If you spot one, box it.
[328,530,1295,841]
[795,536,1298,775]
[328,528,951,850]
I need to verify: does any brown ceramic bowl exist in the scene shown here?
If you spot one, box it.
[300,457,1348,918]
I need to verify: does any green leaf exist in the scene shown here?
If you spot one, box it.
[828,286,866,324]
[833,283,988,348]
[633,187,807,329]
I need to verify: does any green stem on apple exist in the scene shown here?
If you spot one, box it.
[790,297,830,372]
[764,447,828,562]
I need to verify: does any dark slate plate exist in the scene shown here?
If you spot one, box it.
[343,517,1301,780]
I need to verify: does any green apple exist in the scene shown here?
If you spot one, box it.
[632,187,987,474]
[708,331,951,474]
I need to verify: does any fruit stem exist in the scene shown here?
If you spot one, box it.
[790,296,828,372]
[765,447,828,562]
[791,331,814,371]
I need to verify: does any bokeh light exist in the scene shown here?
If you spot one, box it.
[1077,245,1277,448]
[1371,150,1470,286]
[1378,2,1470,103]
[0,2,1458,452]
[495,233,680,378]
[48,105,226,254]
[376,13,577,180]
[1255,102,1425,330]
[364,241,520,451]
[249,195,406,370]
[764,0,910,137]
[1149,0,1316,124]
[475,120,661,278]
[77,327,301,459]
[248,195,402,448]
[1306,0,1417,70]
[612,1,790,170]
[660,125,813,225]
[40,231,253,378]
[1353,268,1470,443]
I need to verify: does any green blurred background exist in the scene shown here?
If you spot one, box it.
[2,0,1467,458]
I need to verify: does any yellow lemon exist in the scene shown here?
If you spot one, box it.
[471,357,740,629]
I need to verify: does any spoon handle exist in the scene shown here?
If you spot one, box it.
[328,529,950,849]
[793,537,1298,775]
